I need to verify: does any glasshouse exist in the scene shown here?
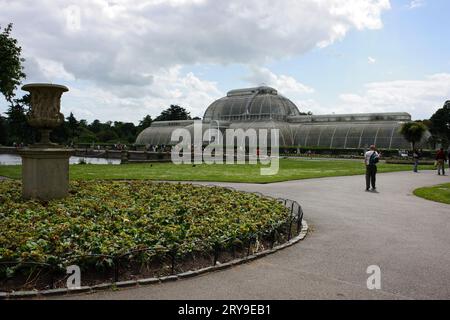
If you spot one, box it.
[136,86,430,149]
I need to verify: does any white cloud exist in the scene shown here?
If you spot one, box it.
[368,56,377,64]
[242,66,318,114]
[33,58,76,81]
[59,67,223,122]
[335,74,450,119]
[408,0,425,9]
[1,0,391,122]
[244,66,314,95]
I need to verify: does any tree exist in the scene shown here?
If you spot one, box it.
[0,23,26,104]
[429,101,450,147]
[66,112,79,139]
[154,105,191,121]
[97,129,119,143]
[138,115,152,129]
[0,115,7,145]
[5,104,30,144]
[78,119,88,129]
[113,121,136,143]
[399,121,427,151]
[77,127,96,144]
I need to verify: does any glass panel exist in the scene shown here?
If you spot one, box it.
[248,95,265,116]
[331,126,349,148]
[346,126,364,148]
[230,97,248,117]
[294,126,312,147]
[375,125,394,149]
[360,125,378,149]
[306,126,323,147]
[318,126,335,147]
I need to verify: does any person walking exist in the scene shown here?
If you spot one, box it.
[365,145,380,191]
[448,147,450,170]
[413,149,420,173]
[436,148,447,176]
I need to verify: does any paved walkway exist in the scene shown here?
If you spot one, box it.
[59,170,450,300]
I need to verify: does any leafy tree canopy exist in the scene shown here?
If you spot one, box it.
[0,115,7,145]
[154,105,191,121]
[0,23,26,103]
[139,115,153,129]
[430,100,450,143]
[399,121,427,150]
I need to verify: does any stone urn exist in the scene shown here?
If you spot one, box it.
[22,83,68,147]
[18,83,74,200]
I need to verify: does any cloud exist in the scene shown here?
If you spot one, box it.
[368,56,376,64]
[58,66,223,122]
[244,66,314,95]
[242,66,318,114]
[408,0,425,9]
[336,74,450,119]
[3,0,391,85]
[1,0,391,122]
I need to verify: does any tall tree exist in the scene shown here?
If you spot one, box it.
[399,121,427,151]
[0,115,7,145]
[154,105,191,121]
[67,112,79,139]
[89,119,102,133]
[138,115,152,130]
[113,121,136,143]
[5,98,34,144]
[0,23,26,104]
[430,101,450,146]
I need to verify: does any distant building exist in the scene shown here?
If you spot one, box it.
[136,86,430,149]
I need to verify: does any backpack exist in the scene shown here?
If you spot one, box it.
[369,151,379,165]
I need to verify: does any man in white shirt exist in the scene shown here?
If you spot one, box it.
[365,145,380,191]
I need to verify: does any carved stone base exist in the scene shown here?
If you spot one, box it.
[18,148,75,201]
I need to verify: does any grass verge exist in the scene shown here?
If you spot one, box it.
[413,183,450,205]
[0,159,434,183]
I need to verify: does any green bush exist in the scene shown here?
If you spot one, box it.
[0,180,289,271]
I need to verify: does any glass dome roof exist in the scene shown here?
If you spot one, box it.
[203,86,301,122]
[135,86,429,150]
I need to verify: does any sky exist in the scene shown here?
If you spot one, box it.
[1,0,449,124]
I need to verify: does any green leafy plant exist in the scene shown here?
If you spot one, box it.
[0,180,290,276]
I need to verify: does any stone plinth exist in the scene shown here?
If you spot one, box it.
[18,148,74,201]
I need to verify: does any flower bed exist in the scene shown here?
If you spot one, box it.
[0,180,295,291]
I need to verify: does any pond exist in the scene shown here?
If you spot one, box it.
[0,154,121,166]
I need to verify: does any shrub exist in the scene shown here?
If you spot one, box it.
[0,180,289,271]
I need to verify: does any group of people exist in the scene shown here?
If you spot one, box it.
[364,145,450,192]
[411,147,449,175]
[12,142,25,148]
[145,144,171,152]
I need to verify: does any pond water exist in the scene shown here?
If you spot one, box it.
[0,154,120,165]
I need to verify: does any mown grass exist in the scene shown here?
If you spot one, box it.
[414,183,450,205]
[0,159,434,183]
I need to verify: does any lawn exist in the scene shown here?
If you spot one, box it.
[0,159,434,183]
[414,183,450,205]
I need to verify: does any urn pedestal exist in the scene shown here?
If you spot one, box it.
[19,83,74,201]
[19,148,74,200]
